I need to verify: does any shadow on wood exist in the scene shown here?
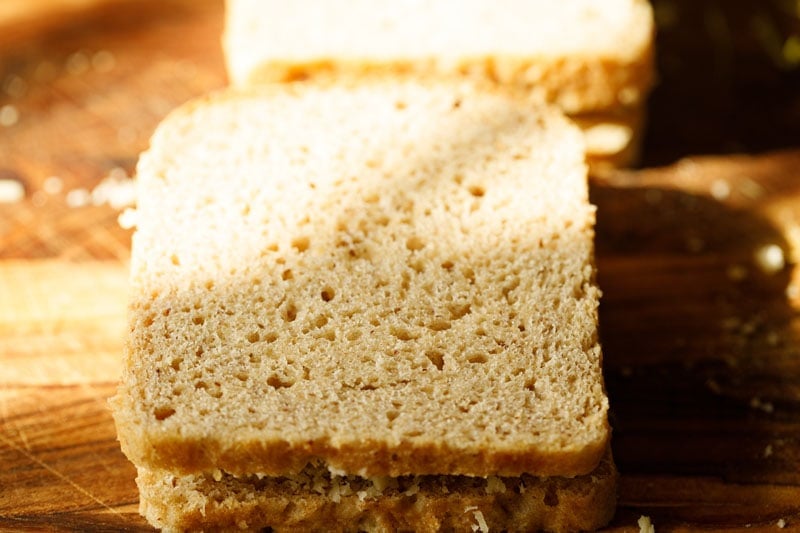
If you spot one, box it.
[592,161,800,526]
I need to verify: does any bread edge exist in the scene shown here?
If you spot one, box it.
[136,449,618,532]
[222,1,656,115]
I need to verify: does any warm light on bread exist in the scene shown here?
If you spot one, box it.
[110,80,613,531]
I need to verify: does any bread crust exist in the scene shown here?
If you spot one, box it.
[137,450,618,533]
[235,51,654,116]
[112,401,609,477]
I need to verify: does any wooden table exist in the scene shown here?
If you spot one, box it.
[1,1,799,530]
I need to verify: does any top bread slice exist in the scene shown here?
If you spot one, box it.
[223,0,655,115]
[110,80,609,479]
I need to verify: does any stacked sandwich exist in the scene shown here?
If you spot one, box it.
[111,2,655,531]
[223,0,655,173]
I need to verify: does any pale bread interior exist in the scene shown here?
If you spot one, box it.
[110,81,609,480]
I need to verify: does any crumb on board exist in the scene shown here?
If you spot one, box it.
[0,104,19,127]
[92,50,116,73]
[750,397,775,414]
[638,514,655,533]
[764,444,774,458]
[778,518,787,528]
[739,178,765,200]
[118,208,138,229]
[3,75,27,98]
[65,167,135,209]
[710,178,731,200]
[66,188,91,208]
[90,167,135,209]
[786,284,800,299]
[43,176,63,195]
[66,51,90,76]
[0,178,24,203]
[754,244,785,275]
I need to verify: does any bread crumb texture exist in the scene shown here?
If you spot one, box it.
[638,515,655,533]
[137,451,617,532]
[110,81,608,478]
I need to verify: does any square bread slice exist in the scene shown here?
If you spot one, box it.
[110,80,609,480]
[223,0,655,116]
[136,450,617,532]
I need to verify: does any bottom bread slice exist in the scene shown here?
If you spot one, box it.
[136,451,617,532]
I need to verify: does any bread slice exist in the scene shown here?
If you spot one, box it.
[110,80,609,479]
[223,0,655,116]
[137,450,617,532]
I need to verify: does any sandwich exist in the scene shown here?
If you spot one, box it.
[110,80,614,531]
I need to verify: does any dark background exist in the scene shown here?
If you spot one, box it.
[644,0,800,164]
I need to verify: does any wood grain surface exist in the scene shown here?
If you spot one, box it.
[1,0,800,531]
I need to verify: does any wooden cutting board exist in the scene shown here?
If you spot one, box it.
[1,0,799,530]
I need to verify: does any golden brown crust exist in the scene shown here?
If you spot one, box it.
[112,416,610,478]
[240,48,655,116]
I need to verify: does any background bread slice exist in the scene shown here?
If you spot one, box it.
[222,0,655,171]
[110,80,609,478]
[223,0,655,115]
[136,450,618,532]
